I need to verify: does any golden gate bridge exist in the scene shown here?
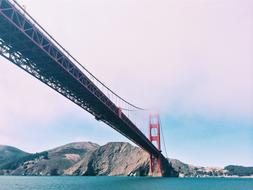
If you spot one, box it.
[0,0,176,177]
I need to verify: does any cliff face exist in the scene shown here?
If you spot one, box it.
[65,142,150,176]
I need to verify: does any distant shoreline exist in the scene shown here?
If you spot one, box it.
[0,175,253,179]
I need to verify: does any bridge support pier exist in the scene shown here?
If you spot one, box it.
[149,154,162,177]
[148,114,162,177]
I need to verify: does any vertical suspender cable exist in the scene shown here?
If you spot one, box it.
[159,117,169,159]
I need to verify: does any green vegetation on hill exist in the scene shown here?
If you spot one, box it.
[0,152,48,170]
[225,165,253,176]
[0,145,30,168]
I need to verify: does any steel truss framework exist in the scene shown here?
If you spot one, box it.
[0,0,163,159]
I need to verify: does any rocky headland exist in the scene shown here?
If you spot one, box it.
[0,142,252,178]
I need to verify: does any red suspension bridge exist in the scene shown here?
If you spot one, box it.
[0,0,176,177]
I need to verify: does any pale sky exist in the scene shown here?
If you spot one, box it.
[0,0,252,167]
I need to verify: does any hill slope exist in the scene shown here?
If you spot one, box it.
[5,142,99,176]
[0,142,251,177]
[168,159,253,177]
[0,142,177,176]
[0,145,30,169]
[65,142,150,176]
[225,165,253,176]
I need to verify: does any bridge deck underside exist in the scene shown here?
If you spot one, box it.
[0,0,160,157]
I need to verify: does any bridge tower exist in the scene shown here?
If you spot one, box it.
[148,114,162,176]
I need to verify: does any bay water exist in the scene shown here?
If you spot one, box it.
[0,176,252,190]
